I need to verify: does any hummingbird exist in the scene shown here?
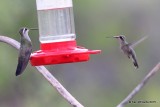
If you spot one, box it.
[107,35,148,69]
[16,27,37,76]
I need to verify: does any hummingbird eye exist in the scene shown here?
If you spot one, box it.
[24,28,27,31]
[119,36,125,41]
[22,28,28,34]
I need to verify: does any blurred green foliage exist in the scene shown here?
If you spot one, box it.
[0,0,160,107]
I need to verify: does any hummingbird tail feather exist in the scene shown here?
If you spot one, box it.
[16,62,24,76]
[133,60,139,69]
[127,53,139,68]
[129,49,139,69]
[16,58,30,76]
[131,54,139,69]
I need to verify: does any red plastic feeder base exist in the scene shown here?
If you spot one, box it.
[30,40,101,66]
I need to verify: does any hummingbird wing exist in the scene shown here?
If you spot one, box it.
[16,44,32,76]
[130,36,148,49]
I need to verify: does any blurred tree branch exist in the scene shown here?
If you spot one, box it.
[117,62,160,107]
[0,36,84,107]
[2,35,159,107]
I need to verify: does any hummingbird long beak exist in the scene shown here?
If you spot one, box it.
[29,28,38,30]
[106,36,113,38]
[113,36,120,38]
[106,36,120,38]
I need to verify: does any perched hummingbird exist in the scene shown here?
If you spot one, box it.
[16,27,33,76]
[107,35,147,69]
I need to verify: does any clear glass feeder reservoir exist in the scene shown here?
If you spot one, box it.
[30,0,101,66]
[37,0,76,43]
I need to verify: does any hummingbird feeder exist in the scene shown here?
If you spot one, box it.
[30,0,101,66]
